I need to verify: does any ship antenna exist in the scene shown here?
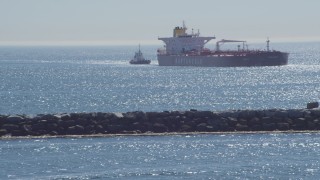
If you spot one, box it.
[139,44,141,53]
[266,37,270,52]
[183,20,186,29]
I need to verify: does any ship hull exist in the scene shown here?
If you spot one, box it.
[130,60,151,65]
[157,52,288,67]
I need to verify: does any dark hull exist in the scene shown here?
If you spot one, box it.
[158,51,288,67]
[130,60,151,64]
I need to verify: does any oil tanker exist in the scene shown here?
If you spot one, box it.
[157,22,288,67]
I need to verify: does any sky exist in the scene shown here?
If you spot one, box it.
[1,0,320,45]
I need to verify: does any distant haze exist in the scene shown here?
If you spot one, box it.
[1,0,320,45]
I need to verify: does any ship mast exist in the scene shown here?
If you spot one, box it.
[182,20,187,31]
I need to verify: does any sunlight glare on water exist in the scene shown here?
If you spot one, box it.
[1,133,320,179]
[0,43,320,114]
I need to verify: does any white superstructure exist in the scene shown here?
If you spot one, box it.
[158,22,215,55]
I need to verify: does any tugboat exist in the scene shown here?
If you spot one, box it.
[130,45,151,64]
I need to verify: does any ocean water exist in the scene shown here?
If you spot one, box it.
[1,42,320,179]
[0,42,320,115]
[1,133,320,179]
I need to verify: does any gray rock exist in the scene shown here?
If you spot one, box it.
[261,117,276,124]
[291,123,306,130]
[35,130,48,136]
[95,125,105,133]
[287,109,304,119]
[307,102,319,109]
[113,112,124,119]
[96,112,108,121]
[47,123,59,132]
[227,117,238,127]
[284,117,293,125]
[61,113,71,121]
[76,118,88,126]
[294,118,306,126]
[196,123,208,131]
[262,123,277,131]
[3,109,320,135]
[254,110,265,118]
[22,124,33,132]
[121,112,141,125]
[185,111,196,118]
[274,110,288,119]
[251,125,262,131]
[2,124,20,131]
[263,110,276,117]
[193,117,207,124]
[0,129,8,136]
[131,122,144,131]
[70,113,81,119]
[218,110,239,118]
[238,119,248,126]
[219,120,230,131]
[31,123,48,133]
[249,117,261,126]
[307,121,316,130]
[205,125,215,132]
[310,109,320,116]
[207,117,228,131]
[107,124,123,133]
[303,110,312,118]
[170,111,186,117]
[0,116,5,126]
[180,124,193,132]
[58,120,76,128]
[238,110,256,119]
[67,125,85,135]
[54,113,71,120]
[277,123,290,130]
[84,125,96,134]
[155,117,167,124]
[235,124,249,131]
[11,130,26,136]
[5,115,24,124]
[142,122,153,132]
[146,112,159,119]
[49,131,58,136]
[80,113,97,120]
[132,111,147,121]
[193,111,213,118]
[152,123,168,133]
[40,114,58,121]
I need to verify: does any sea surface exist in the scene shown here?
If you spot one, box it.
[1,133,320,179]
[1,42,320,115]
[1,42,320,179]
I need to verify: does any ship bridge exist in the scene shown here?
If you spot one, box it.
[158,22,215,55]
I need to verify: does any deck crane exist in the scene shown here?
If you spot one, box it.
[216,39,247,52]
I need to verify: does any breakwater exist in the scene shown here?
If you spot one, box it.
[1,108,320,137]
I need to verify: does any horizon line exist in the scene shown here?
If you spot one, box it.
[0,37,320,46]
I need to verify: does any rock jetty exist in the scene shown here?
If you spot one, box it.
[1,108,320,137]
